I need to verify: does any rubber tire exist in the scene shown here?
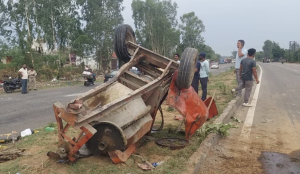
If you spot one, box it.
[176,48,198,89]
[3,84,12,93]
[114,24,137,63]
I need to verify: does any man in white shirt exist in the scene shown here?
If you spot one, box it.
[18,64,28,94]
[199,53,210,101]
[234,40,247,96]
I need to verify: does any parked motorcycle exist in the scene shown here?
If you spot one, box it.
[2,77,22,93]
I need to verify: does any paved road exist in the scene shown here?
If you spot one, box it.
[210,63,234,75]
[200,62,300,173]
[0,63,233,134]
[0,83,99,133]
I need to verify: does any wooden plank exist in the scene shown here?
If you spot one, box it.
[119,77,141,89]
[127,41,179,70]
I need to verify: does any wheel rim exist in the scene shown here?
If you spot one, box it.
[4,84,11,93]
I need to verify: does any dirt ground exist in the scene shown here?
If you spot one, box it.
[198,89,300,174]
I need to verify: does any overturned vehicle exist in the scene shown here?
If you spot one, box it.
[47,24,218,163]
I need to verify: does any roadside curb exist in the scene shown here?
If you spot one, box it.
[187,66,261,174]
[187,95,244,174]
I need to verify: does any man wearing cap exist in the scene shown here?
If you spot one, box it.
[28,66,37,90]
[199,52,210,101]
[234,40,247,96]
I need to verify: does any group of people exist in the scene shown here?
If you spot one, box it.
[175,39,259,107]
[18,64,37,94]
[231,40,259,107]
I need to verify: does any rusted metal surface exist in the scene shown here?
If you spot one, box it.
[167,71,211,140]
[204,97,218,119]
[49,36,217,164]
[108,144,136,164]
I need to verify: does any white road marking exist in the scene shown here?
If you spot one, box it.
[65,93,83,97]
[240,65,263,138]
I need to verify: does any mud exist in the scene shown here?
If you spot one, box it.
[259,151,300,174]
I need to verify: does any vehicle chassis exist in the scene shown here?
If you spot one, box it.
[51,41,185,163]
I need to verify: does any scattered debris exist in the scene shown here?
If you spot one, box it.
[155,138,188,150]
[231,116,242,123]
[0,132,21,143]
[197,123,239,137]
[21,129,33,137]
[152,161,164,167]
[78,144,92,157]
[132,154,154,170]
[0,148,26,163]
[137,163,152,170]
[45,127,55,132]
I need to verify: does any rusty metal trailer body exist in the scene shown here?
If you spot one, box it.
[49,25,218,164]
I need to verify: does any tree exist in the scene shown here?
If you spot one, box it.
[179,12,205,49]
[132,0,180,57]
[254,51,264,61]
[272,43,284,61]
[231,51,237,59]
[79,0,124,71]
[262,40,273,59]
[198,44,218,61]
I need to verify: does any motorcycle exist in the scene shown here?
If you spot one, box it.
[2,77,22,93]
[82,71,95,86]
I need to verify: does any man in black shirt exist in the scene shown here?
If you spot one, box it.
[231,48,259,107]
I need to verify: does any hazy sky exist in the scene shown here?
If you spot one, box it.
[121,0,300,56]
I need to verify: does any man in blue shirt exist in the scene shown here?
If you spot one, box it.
[234,40,247,96]
[199,52,210,101]
[191,58,201,93]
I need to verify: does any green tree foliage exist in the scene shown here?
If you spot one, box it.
[254,51,264,61]
[132,0,180,57]
[272,42,285,61]
[79,0,124,71]
[262,40,273,59]
[180,12,205,48]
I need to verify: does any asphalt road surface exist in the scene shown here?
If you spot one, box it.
[200,62,300,174]
[0,83,98,133]
[210,63,234,75]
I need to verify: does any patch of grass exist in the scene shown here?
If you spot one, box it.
[167,106,175,112]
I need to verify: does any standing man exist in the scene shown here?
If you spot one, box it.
[191,58,201,93]
[231,48,259,107]
[174,54,180,63]
[18,64,28,94]
[28,66,37,90]
[234,40,248,96]
[199,53,210,101]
